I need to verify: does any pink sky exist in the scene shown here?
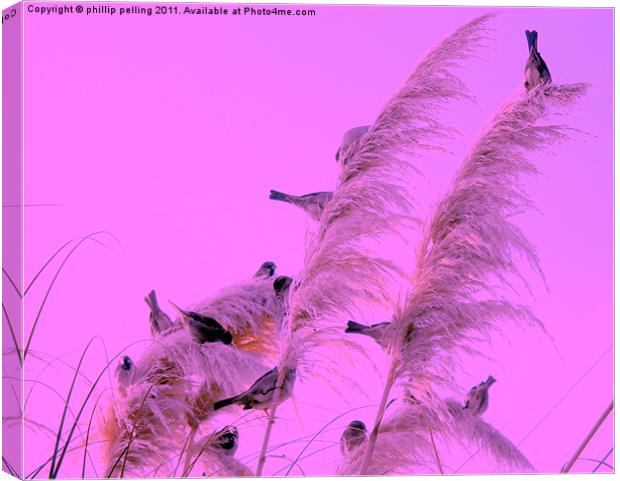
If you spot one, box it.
[5,3,614,477]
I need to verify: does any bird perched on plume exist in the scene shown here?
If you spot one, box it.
[345,320,416,353]
[254,261,277,279]
[210,426,239,457]
[170,301,233,345]
[212,366,296,411]
[115,355,136,397]
[340,420,367,457]
[463,375,497,416]
[199,426,251,477]
[524,30,551,90]
[144,290,174,336]
[272,275,293,329]
[345,320,393,350]
[268,190,333,221]
[335,125,371,167]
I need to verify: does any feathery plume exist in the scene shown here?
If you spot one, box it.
[255,13,496,476]
[339,402,442,475]
[360,83,589,473]
[185,427,252,477]
[98,329,268,477]
[189,276,289,360]
[445,399,535,472]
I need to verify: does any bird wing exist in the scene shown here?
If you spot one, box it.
[258,385,278,397]
[300,191,332,199]
[250,367,278,390]
[531,48,543,66]
[537,52,552,78]
[188,311,227,330]
[370,321,392,329]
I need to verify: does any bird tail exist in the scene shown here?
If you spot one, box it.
[213,395,241,411]
[269,190,294,203]
[486,375,497,386]
[345,320,370,334]
[525,30,538,51]
[144,290,160,312]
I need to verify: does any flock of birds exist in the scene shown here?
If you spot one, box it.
[115,263,499,460]
[111,27,552,472]
[271,29,551,222]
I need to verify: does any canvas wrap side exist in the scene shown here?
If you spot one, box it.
[3,2,24,479]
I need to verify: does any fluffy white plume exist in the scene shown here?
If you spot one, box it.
[306,12,500,473]
[183,430,252,477]
[340,397,534,475]
[395,83,589,398]
[445,399,535,472]
[284,12,496,384]
[257,12,496,476]
[360,83,588,473]
[99,331,268,477]
[339,401,441,475]
[190,276,289,360]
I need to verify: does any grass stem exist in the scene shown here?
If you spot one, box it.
[255,369,286,476]
[359,358,398,474]
[561,400,613,473]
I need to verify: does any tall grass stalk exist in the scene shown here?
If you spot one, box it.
[361,82,588,473]
[561,400,613,473]
[49,338,98,478]
[2,302,22,366]
[255,13,494,476]
[82,394,105,478]
[255,368,287,475]
[2,266,22,298]
[426,416,444,474]
[24,231,116,360]
[592,447,614,472]
[51,339,154,478]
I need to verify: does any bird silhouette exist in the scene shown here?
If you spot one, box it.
[269,190,333,221]
[463,375,497,415]
[170,302,233,345]
[213,366,296,411]
[144,290,174,336]
[254,261,277,278]
[524,30,552,90]
[340,420,367,456]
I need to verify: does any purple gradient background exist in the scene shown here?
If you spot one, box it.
[14,3,613,477]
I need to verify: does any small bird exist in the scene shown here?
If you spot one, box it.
[269,190,333,221]
[524,30,552,90]
[144,290,174,336]
[345,320,392,350]
[463,375,497,416]
[212,366,296,411]
[273,275,293,297]
[335,125,371,167]
[209,426,239,457]
[273,276,293,325]
[170,302,233,345]
[340,420,367,457]
[254,261,277,279]
[115,355,136,397]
